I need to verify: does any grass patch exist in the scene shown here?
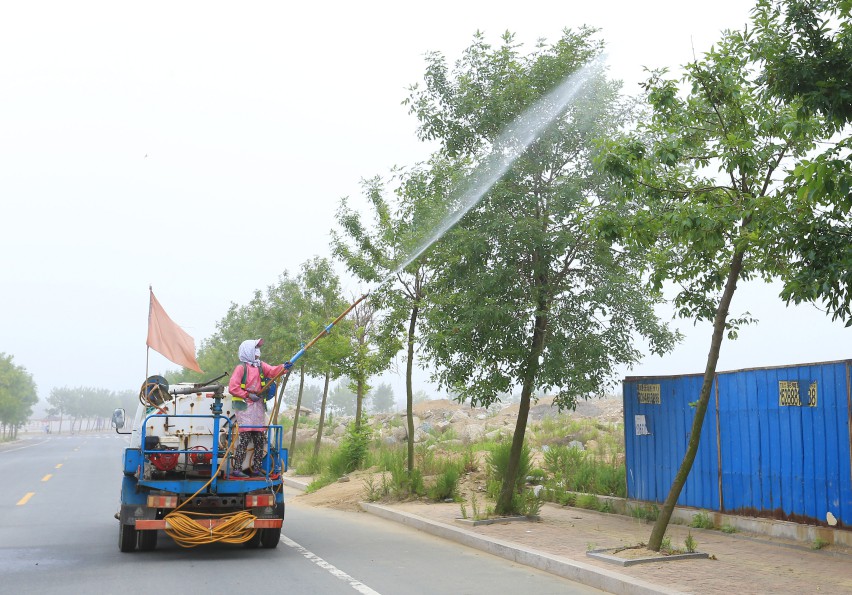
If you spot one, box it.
[542,444,626,499]
[575,493,601,511]
[630,503,660,522]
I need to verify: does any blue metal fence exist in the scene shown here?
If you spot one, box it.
[623,360,852,528]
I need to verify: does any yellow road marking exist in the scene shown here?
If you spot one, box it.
[17,492,35,505]
[41,474,52,482]
[55,463,63,469]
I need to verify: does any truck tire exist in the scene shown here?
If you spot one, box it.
[260,527,281,548]
[243,530,261,548]
[138,530,158,551]
[119,523,137,552]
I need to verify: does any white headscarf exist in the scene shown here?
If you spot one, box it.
[238,339,261,367]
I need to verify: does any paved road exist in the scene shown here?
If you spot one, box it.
[1,434,605,594]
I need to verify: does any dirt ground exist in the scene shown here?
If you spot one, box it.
[293,469,387,511]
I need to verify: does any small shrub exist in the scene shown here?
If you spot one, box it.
[660,536,673,553]
[514,490,543,518]
[427,462,461,502]
[685,531,697,553]
[461,446,477,473]
[721,523,737,534]
[469,494,487,521]
[327,421,373,477]
[459,501,468,519]
[690,511,715,530]
[599,499,614,514]
[417,445,439,475]
[812,537,829,550]
[362,474,387,502]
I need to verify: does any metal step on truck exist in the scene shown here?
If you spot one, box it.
[112,375,287,552]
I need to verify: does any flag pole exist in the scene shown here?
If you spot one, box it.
[145,285,152,381]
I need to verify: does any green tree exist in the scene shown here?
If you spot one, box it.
[369,382,396,413]
[327,378,356,416]
[0,354,38,439]
[332,161,453,473]
[410,30,678,515]
[412,389,429,405]
[599,22,828,549]
[263,272,308,422]
[752,0,852,323]
[297,257,353,459]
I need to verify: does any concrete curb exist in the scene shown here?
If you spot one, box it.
[282,476,311,491]
[359,502,684,595]
[283,474,681,594]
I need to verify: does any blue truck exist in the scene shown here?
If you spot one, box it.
[112,376,287,551]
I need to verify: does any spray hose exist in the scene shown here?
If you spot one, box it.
[162,422,261,548]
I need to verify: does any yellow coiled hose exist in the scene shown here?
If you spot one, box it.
[163,422,260,548]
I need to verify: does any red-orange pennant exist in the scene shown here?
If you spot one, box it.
[146,290,203,373]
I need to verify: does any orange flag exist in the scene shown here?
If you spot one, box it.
[146,290,203,373]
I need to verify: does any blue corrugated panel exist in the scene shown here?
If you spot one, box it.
[623,373,719,509]
[718,361,851,525]
[626,360,852,528]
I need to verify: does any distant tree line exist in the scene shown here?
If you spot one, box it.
[45,386,138,434]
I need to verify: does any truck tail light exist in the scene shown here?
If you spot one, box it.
[245,494,274,507]
[147,495,178,508]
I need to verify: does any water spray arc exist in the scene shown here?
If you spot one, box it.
[269,55,607,418]
[383,54,607,284]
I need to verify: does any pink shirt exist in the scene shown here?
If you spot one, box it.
[229,361,285,432]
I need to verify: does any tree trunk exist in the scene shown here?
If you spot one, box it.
[496,309,548,516]
[289,364,306,465]
[406,305,419,474]
[355,377,365,430]
[313,371,331,459]
[648,250,744,551]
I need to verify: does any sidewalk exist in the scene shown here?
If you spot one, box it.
[283,476,852,595]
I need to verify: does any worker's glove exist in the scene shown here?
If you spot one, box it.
[247,393,261,402]
[283,361,293,371]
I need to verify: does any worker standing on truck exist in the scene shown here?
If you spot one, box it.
[228,338,288,478]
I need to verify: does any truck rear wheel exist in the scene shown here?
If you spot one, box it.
[119,523,137,552]
[260,527,281,548]
[243,530,261,548]
[138,530,158,551]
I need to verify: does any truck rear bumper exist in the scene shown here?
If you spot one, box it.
[136,518,282,530]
